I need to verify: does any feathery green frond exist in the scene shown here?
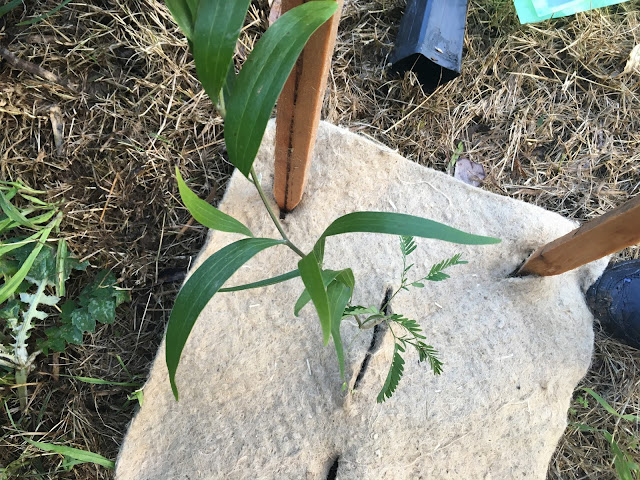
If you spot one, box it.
[423,253,468,282]
[416,342,443,374]
[377,343,405,403]
[383,314,443,400]
[400,235,416,257]
[400,235,417,282]
[391,314,426,340]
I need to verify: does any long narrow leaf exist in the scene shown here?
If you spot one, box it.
[25,439,115,469]
[0,209,56,235]
[222,62,237,112]
[16,0,71,26]
[583,388,640,422]
[60,375,140,387]
[0,0,22,18]
[0,191,36,228]
[298,251,332,345]
[313,212,500,261]
[1,187,19,205]
[336,268,354,289]
[327,281,351,379]
[185,0,198,19]
[24,208,57,226]
[0,217,59,304]
[0,216,14,234]
[225,1,337,176]
[167,238,284,399]
[294,269,342,316]
[0,182,45,195]
[0,231,41,257]
[219,269,299,292]
[165,0,195,39]
[327,271,354,379]
[176,167,253,237]
[193,0,251,106]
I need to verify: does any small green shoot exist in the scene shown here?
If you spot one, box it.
[572,388,640,480]
[344,236,454,402]
[447,141,464,174]
[24,439,115,470]
[128,388,144,407]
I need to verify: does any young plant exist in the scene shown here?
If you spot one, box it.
[572,388,640,480]
[342,237,468,402]
[0,401,115,477]
[0,181,129,411]
[164,0,501,401]
[0,0,73,26]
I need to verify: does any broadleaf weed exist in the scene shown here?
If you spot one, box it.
[0,181,130,411]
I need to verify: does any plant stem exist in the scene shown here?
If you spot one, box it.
[15,367,28,412]
[250,167,305,258]
[12,278,51,411]
[383,288,401,312]
[217,86,226,118]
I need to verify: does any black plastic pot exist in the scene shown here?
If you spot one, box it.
[587,260,640,350]
[389,0,469,90]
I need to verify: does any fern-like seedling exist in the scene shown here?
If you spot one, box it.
[422,253,468,282]
[391,315,442,372]
[375,314,443,403]
[366,237,463,402]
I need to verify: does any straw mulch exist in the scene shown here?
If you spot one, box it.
[0,0,638,478]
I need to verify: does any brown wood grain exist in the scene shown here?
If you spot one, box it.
[518,195,640,276]
[273,0,343,212]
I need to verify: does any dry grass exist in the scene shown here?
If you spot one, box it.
[0,0,639,478]
[1,0,230,477]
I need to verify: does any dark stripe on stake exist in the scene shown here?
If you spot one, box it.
[274,0,343,212]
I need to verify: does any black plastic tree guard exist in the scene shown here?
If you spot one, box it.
[390,0,469,90]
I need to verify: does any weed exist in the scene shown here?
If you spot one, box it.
[0,0,73,25]
[0,400,114,478]
[572,388,640,480]
[0,181,130,411]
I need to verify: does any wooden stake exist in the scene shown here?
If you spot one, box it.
[518,195,640,276]
[274,0,343,212]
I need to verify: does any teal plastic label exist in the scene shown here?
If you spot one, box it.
[514,0,629,24]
